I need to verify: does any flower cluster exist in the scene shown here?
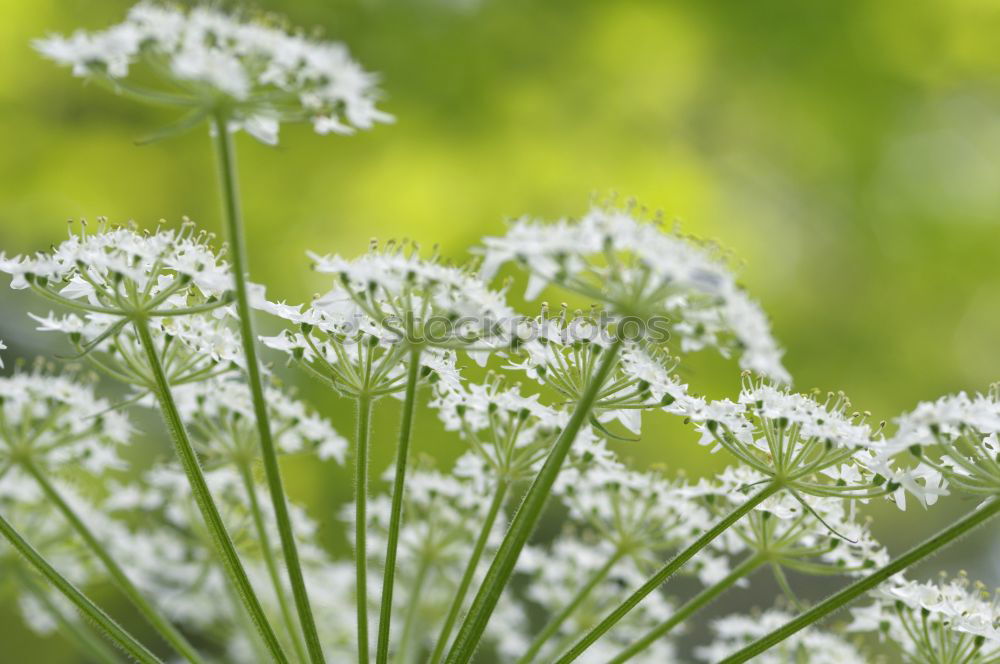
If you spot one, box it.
[310,240,515,357]
[481,204,790,382]
[34,2,392,144]
[884,385,1000,498]
[0,367,129,479]
[850,574,1000,662]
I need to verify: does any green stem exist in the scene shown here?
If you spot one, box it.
[427,480,509,664]
[21,460,205,664]
[19,570,124,664]
[445,338,624,664]
[356,393,373,664]
[554,480,781,664]
[393,552,433,664]
[610,554,764,663]
[235,460,311,664]
[376,348,422,664]
[518,549,625,664]
[719,497,1000,664]
[133,316,288,664]
[0,511,162,664]
[211,112,325,664]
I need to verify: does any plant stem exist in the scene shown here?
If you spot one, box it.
[0,511,162,664]
[445,338,624,664]
[427,480,509,664]
[375,347,422,664]
[554,480,781,664]
[610,553,764,663]
[354,393,372,664]
[133,316,288,664]
[19,570,124,664]
[235,460,311,664]
[393,552,433,664]
[211,112,325,664]
[355,393,373,664]
[518,548,625,664]
[719,497,1000,664]
[22,460,205,664]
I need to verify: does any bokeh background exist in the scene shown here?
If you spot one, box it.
[3,0,1000,660]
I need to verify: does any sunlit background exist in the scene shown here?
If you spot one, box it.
[3,0,1000,660]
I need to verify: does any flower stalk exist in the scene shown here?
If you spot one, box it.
[554,480,782,664]
[375,347,422,664]
[355,392,374,663]
[610,553,765,663]
[428,479,510,664]
[0,511,163,664]
[133,315,289,664]
[21,459,206,664]
[445,338,625,664]
[718,497,1000,664]
[211,111,325,664]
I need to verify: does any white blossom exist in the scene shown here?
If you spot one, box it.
[480,204,790,382]
[34,2,392,144]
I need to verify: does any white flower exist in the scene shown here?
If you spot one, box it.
[480,204,790,382]
[850,574,1000,661]
[167,376,348,465]
[310,243,515,357]
[692,376,887,500]
[34,2,392,144]
[0,219,230,297]
[880,386,1000,498]
[0,339,5,369]
[0,367,130,477]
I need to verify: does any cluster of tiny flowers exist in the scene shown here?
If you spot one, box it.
[34,2,392,144]
[0,219,230,297]
[690,467,889,585]
[167,375,348,465]
[258,294,463,399]
[883,385,1000,497]
[310,240,515,359]
[850,574,1000,662]
[480,204,790,382]
[690,375,925,505]
[501,311,700,436]
[0,367,130,480]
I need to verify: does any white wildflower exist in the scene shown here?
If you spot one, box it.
[34,2,392,144]
[480,204,790,382]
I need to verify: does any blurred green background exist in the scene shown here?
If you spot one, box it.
[2,0,1000,660]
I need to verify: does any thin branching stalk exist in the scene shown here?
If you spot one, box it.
[445,338,625,664]
[211,111,325,664]
[0,511,163,664]
[610,553,765,663]
[133,315,288,664]
[554,480,782,664]
[517,548,626,664]
[21,459,206,664]
[718,497,1000,664]
[235,460,311,663]
[376,347,422,664]
[427,479,510,664]
[355,393,374,663]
